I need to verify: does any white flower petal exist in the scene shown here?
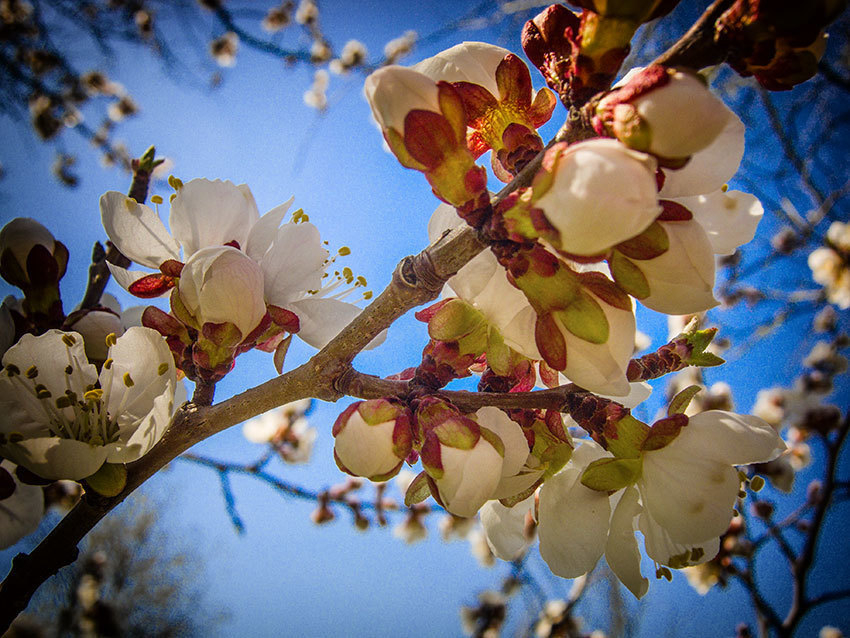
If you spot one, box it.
[674,411,786,466]
[605,486,648,598]
[0,437,109,481]
[537,139,660,256]
[286,297,383,350]
[640,451,740,545]
[261,222,328,306]
[102,326,175,426]
[537,442,611,578]
[363,65,441,132]
[639,507,720,567]
[436,439,504,518]
[245,196,295,261]
[99,191,180,268]
[675,190,764,256]
[243,411,281,443]
[476,407,528,479]
[169,179,260,255]
[633,220,718,315]
[106,386,174,463]
[479,496,534,561]
[659,112,745,198]
[414,41,508,97]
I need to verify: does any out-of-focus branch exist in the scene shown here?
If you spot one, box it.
[651,0,736,69]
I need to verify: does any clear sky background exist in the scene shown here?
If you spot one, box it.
[1,1,848,636]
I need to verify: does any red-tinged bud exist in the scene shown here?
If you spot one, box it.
[522,5,582,103]
[332,399,413,482]
[0,218,68,319]
[594,66,734,162]
[416,398,505,518]
[717,0,844,90]
[364,66,488,209]
[414,43,557,181]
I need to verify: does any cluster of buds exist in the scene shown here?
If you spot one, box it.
[716,0,844,90]
[809,221,850,309]
[521,1,680,106]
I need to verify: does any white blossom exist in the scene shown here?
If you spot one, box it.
[0,328,176,480]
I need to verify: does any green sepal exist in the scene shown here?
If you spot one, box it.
[428,298,484,342]
[668,385,702,416]
[609,250,650,299]
[404,471,432,507]
[556,291,608,344]
[433,417,479,451]
[616,221,669,260]
[681,325,725,368]
[85,463,127,497]
[604,414,650,459]
[540,441,573,479]
[580,456,642,492]
[385,126,426,171]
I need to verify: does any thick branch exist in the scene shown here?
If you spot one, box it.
[652,0,735,69]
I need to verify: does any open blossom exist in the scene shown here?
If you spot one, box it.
[100,178,365,349]
[485,410,784,598]
[0,328,176,480]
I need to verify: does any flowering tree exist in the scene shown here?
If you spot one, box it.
[1,1,849,636]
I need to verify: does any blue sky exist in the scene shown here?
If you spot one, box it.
[2,1,849,636]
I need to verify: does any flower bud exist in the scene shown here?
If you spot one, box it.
[332,399,413,482]
[531,139,660,256]
[414,42,556,180]
[363,66,487,208]
[596,67,733,160]
[176,245,267,340]
[0,218,68,316]
[417,398,505,518]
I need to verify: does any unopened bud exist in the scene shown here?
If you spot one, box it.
[332,398,413,482]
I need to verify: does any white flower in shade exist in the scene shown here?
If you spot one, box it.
[0,328,176,480]
[413,41,509,97]
[0,460,44,549]
[0,217,59,277]
[479,495,534,561]
[534,139,661,256]
[638,411,785,548]
[177,246,267,340]
[537,440,649,598]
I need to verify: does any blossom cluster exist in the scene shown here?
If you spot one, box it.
[337,8,800,596]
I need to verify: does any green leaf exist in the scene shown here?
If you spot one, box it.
[580,457,642,492]
[604,414,650,459]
